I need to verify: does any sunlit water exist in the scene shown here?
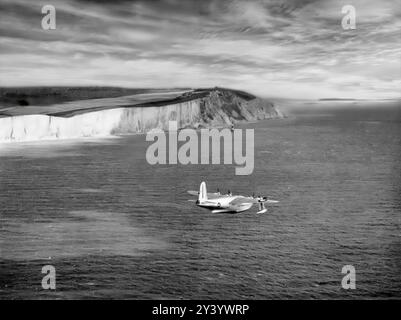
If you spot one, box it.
[1,105,400,299]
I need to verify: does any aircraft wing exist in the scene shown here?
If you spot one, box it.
[229,196,279,205]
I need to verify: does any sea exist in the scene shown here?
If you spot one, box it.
[1,101,400,299]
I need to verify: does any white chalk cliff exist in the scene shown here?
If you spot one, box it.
[0,89,283,142]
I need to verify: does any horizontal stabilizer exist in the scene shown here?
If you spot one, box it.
[187,190,199,196]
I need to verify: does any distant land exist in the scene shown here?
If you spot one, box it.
[319,98,358,101]
[318,98,400,101]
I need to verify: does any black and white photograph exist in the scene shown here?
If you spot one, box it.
[0,0,400,307]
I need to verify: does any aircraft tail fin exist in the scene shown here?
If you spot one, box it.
[198,181,207,202]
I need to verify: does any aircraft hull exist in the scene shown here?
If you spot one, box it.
[209,203,253,214]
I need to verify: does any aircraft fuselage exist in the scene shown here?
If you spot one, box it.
[196,195,253,214]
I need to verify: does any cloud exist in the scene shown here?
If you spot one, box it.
[0,0,400,99]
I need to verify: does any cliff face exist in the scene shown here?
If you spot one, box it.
[0,88,283,142]
[199,90,283,126]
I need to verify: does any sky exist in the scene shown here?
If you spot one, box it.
[0,0,400,99]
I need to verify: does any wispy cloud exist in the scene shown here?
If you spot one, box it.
[0,0,400,98]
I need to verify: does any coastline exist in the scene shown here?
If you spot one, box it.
[0,87,284,143]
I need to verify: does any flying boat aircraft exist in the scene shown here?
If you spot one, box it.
[187,182,279,214]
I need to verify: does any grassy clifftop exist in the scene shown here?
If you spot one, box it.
[0,87,190,108]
